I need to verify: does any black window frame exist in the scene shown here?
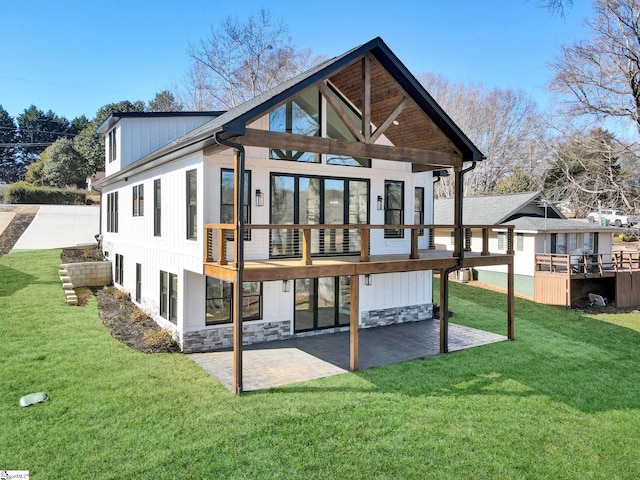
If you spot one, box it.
[114,253,123,285]
[205,277,262,325]
[132,184,144,217]
[160,270,178,324]
[108,129,117,163]
[220,169,251,241]
[414,187,425,236]
[384,180,404,239]
[154,179,161,237]
[186,169,197,240]
[135,263,142,303]
[107,191,119,233]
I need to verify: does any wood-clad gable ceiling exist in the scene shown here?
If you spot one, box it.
[326,54,462,168]
[231,51,466,171]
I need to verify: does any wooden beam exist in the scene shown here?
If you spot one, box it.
[234,128,462,168]
[362,55,371,143]
[317,82,366,143]
[350,274,359,371]
[370,97,407,144]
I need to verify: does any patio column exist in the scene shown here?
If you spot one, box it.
[350,274,359,370]
[439,268,449,353]
[507,259,515,340]
[232,148,245,394]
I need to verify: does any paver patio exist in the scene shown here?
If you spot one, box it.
[189,319,507,392]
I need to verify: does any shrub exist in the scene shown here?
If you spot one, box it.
[4,181,86,205]
[143,329,177,352]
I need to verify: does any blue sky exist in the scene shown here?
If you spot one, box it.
[0,0,593,121]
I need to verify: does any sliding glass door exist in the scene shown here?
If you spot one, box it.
[270,174,368,258]
[294,276,350,332]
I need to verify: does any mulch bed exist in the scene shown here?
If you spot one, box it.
[0,212,180,354]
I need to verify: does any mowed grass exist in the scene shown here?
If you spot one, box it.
[2,250,640,479]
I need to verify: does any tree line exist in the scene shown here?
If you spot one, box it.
[3,1,640,216]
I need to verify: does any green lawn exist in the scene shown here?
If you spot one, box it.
[2,250,640,479]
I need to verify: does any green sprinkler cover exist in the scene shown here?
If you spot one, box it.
[19,392,49,407]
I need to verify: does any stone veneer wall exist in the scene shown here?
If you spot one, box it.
[361,303,433,328]
[182,303,432,353]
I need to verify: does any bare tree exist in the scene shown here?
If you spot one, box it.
[550,0,640,135]
[419,73,546,197]
[184,9,316,110]
[543,127,640,214]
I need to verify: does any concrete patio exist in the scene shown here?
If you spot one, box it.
[189,319,507,392]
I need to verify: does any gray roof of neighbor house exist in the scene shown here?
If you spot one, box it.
[95,36,484,188]
[434,192,620,232]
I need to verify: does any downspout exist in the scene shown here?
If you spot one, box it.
[91,184,104,249]
[439,160,476,353]
[214,131,246,394]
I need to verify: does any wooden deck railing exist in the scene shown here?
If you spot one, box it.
[204,224,513,266]
[535,252,640,276]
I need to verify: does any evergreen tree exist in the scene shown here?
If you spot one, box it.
[0,105,19,182]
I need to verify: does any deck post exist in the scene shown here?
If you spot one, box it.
[507,259,515,340]
[360,228,370,262]
[410,227,419,259]
[301,228,312,265]
[481,227,489,256]
[232,149,245,395]
[439,268,449,353]
[350,274,359,371]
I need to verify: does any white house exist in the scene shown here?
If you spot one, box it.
[94,37,515,393]
[434,192,620,301]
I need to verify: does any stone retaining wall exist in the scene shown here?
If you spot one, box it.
[59,261,112,305]
[361,303,433,328]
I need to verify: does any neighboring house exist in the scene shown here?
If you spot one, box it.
[434,192,638,307]
[94,37,515,393]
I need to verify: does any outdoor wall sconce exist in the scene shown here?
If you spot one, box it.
[364,274,372,286]
[255,189,264,207]
[377,195,384,210]
[282,279,290,292]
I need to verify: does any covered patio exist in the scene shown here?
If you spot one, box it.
[189,320,507,392]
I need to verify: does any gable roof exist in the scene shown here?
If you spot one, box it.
[434,192,565,225]
[95,37,484,188]
[505,216,620,233]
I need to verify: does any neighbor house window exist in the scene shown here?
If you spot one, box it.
[114,254,123,285]
[160,270,178,324]
[220,169,251,241]
[384,180,404,238]
[551,233,567,254]
[107,191,118,233]
[516,233,524,251]
[132,184,144,217]
[135,263,141,303]
[186,169,197,240]
[205,277,262,325]
[154,179,161,237]
[269,87,320,163]
[108,129,117,163]
[415,187,424,236]
[498,232,506,251]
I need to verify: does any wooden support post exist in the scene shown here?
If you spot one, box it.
[218,229,227,265]
[464,228,472,252]
[360,228,370,262]
[439,268,449,353]
[481,228,490,256]
[301,228,312,265]
[507,259,515,340]
[350,274,359,371]
[410,228,419,259]
[232,149,244,395]
[507,227,514,255]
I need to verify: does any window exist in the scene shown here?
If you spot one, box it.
[384,180,404,238]
[135,263,141,303]
[325,86,370,167]
[205,277,262,325]
[269,87,320,163]
[160,271,178,324]
[114,254,123,285]
[220,169,251,241]
[107,191,118,233]
[415,187,424,236]
[154,179,161,237]
[108,129,117,163]
[551,233,567,254]
[516,233,524,251]
[132,184,144,217]
[498,232,505,251]
[186,169,197,240]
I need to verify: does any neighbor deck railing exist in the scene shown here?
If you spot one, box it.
[535,252,640,275]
